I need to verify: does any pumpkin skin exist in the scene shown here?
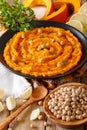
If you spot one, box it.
[55,0,80,14]
[23,0,80,22]
[23,0,54,19]
[43,2,68,22]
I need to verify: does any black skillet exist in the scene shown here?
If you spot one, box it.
[0,20,87,79]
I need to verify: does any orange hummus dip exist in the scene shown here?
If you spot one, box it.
[3,27,82,77]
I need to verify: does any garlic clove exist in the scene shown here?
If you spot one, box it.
[30,108,40,121]
[19,86,32,100]
[0,102,4,112]
[6,96,16,111]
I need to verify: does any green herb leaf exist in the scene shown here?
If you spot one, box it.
[40,34,45,38]
[63,61,67,65]
[0,0,35,31]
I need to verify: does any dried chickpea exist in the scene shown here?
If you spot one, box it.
[76,115,83,120]
[47,85,87,121]
[82,113,87,118]
[48,105,53,110]
[62,109,67,115]
[67,111,72,116]
[50,94,54,98]
[38,114,44,120]
[57,110,62,114]
[66,116,71,121]
[48,100,51,106]
[65,106,70,111]
[70,115,75,120]
[54,91,58,95]
[62,116,66,121]
[54,106,58,110]
[53,111,57,116]
[51,108,55,113]
[30,123,37,128]
[56,114,61,119]
[43,121,51,127]
[75,110,82,115]
[38,101,43,106]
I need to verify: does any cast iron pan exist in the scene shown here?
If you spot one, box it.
[0,20,87,79]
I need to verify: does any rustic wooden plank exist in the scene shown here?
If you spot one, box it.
[56,125,84,130]
[0,102,9,130]
[47,121,84,130]
[80,63,87,84]
[46,119,85,130]
[46,119,58,130]
[46,119,84,130]
[9,99,45,130]
[81,72,87,84]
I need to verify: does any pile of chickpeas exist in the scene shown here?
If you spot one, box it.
[48,86,87,121]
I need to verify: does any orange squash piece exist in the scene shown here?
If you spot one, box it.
[55,0,80,15]
[23,0,54,19]
[43,2,68,22]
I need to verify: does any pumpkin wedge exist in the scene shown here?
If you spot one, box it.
[43,2,68,22]
[55,0,80,16]
[23,0,54,19]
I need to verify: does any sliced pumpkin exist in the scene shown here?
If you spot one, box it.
[23,0,45,7]
[43,2,68,22]
[23,0,54,19]
[55,0,80,16]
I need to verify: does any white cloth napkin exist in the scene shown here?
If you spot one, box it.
[0,63,31,98]
[0,31,31,99]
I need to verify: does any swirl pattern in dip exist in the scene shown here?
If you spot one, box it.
[3,27,82,77]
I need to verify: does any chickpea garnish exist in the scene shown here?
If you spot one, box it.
[21,33,25,39]
[57,62,62,67]
[58,31,64,37]
[37,29,42,33]
[38,58,43,63]
[59,40,65,45]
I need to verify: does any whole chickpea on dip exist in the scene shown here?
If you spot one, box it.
[3,27,82,77]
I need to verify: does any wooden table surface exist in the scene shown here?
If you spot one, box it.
[0,0,87,130]
[8,63,87,130]
[1,63,86,130]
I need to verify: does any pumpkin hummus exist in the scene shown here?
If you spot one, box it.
[3,27,82,77]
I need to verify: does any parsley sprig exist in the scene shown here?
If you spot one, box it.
[0,0,35,31]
